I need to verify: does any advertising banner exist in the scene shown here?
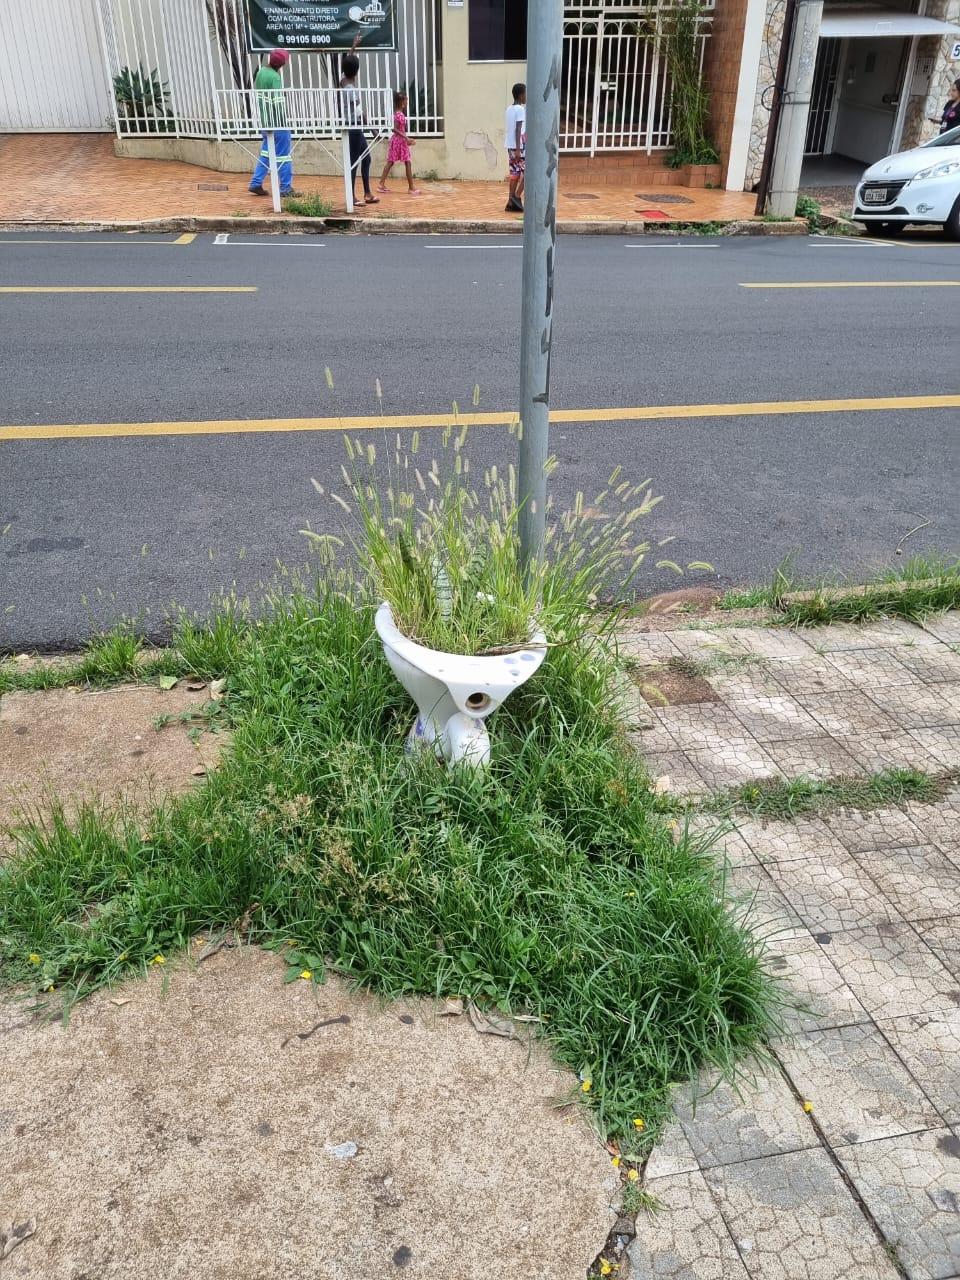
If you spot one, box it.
[247,1,397,53]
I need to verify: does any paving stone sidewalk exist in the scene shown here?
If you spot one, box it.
[621,611,960,1280]
[0,133,759,227]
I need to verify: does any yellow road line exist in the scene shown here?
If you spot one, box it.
[741,280,960,289]
[1,395,957,442]
[0,285,255,294]
[0,238,198,246]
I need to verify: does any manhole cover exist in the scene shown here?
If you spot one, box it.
[636,192,693,205]
[563,192,599,200]
[198,183,229,191]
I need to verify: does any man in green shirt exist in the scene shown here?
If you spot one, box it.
[249,50,298,197]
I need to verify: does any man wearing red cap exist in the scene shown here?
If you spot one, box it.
[249,49,298,198]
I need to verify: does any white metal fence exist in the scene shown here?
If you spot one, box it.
[97,0,442,139]
[561,2,713,154]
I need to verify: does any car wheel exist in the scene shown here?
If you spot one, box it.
[945,196,960,241]
[872,221,906,238]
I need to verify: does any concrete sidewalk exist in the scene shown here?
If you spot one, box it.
[0,134,759,229]
[620,610,960,1280]
[2,610,958,1277]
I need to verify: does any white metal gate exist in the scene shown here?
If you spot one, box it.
[97,0,442,138]
[0,0,113,131]
[561,1,712,154]
[804,37,842,156]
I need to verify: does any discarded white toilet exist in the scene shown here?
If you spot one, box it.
[375,602,548,768]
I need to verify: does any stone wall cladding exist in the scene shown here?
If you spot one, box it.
[746,0,787,189]
[901,0,960,150]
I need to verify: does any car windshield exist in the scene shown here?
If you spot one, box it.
[922,124,960,148]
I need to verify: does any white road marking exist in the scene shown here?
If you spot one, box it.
[214,241,326,247]
[624,243,719,248]
[424,244,523,250]
[214,233,229,244]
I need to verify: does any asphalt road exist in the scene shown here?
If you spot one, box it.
[0,229,958,649]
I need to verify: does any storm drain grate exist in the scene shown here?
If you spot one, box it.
[635,192,694,204]
[563,192,600,200]
[198,183,230,191]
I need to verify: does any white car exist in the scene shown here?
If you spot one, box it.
[853,124,960,237]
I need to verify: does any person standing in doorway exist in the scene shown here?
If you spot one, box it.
[249,49,299,199]
[341,42,379,206]
[931,79,960,134]
[505,82,526,214]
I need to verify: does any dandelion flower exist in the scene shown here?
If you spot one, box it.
[599,1259,613,1276]
[610,1156,621,1169]
[150,955,165,966]
[581,1079,592,1093]
[803,1100,814,1113]
[43,982,55,993]
[627,1168,639,1182]
[300,969,313,981]
[27,953,41,966]
[632,1117,645,1131]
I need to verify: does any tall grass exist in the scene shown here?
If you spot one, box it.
[307,427,699,655]
[0,577,783,1150]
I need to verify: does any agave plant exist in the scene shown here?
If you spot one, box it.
[113,64,169,122]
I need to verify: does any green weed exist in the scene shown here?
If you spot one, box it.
[719,768,954,820]
[718,587,770,610]
[0,580,783,1151]
[719,554,960,624]
[284,192,333,218]
[622,1182,662,1216]
[795,195,823,231]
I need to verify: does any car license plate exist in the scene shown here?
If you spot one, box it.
[863,188,888,204]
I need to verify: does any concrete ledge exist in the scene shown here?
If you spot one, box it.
[0,214,813,237]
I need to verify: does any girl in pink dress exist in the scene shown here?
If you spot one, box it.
[378,92,421,195]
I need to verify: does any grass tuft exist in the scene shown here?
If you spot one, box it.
[720,767,955,820]
[283,192,333,218]
[0,582,783,1151]
[719,554,960,624]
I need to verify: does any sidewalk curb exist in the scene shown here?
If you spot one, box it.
[0,214,813,237]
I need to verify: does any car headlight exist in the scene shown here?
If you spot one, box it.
[910,160,960,182]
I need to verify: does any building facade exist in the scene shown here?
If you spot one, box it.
[1,0,957,192]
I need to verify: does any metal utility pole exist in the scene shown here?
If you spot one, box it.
[766,0,824,217]
[517,0,564,572]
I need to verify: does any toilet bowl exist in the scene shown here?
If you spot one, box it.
[375,602,548,767]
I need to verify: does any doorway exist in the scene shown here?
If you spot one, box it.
[803,35,910,176]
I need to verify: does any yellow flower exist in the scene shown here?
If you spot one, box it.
[27,953,41,966]
[599,1260,613,1276]
[43,983,55,993]
[632,1117,645,1130]
[611,1156,621,1169]
[299,969,313,981]
[803,1100,814,1113]
[581,1079,592,1093]
[150,955,165,966]
[118,952,128,962]
[627,1168,639,1182]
